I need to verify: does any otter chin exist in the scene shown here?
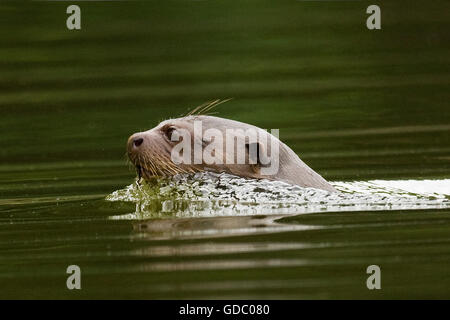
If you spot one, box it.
[127,114,336,192]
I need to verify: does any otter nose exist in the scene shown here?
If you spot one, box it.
[133,137,144,147]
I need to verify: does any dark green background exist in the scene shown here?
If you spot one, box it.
[0,0,449,299]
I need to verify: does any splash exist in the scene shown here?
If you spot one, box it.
[106,172,450,220]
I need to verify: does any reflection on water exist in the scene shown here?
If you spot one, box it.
[134,257,314,272]
[131,241,323,257]
[107,173,450,221]
[131,215,318,240]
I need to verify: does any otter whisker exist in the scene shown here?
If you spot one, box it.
[159,154,178,176]
[152,154,167,176]
[139,155,152,179]
[161,153,182,176]
[150,155,160,175]
[142,152,155,176]
[198,98,233,115]
[186,100,214,117]
[185,98,233,117]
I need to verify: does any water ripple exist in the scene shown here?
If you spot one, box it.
[107,173,450,219]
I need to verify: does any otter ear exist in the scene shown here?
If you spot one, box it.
[246,142,270,172]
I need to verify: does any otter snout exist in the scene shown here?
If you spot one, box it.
[127,133,144,150]
[133,137,144,147]
[127,133,147,162]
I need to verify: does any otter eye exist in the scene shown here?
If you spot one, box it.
[165,126,176,141]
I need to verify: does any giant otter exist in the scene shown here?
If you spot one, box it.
[127,104,335,192]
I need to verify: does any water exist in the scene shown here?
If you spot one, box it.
[107,173,450,218]
[1,0,450,299]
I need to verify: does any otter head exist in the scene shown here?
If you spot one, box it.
[127,117,199,180]
[127,115,277,182]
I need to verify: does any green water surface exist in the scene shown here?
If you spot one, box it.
[0,0,449,299]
